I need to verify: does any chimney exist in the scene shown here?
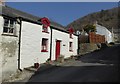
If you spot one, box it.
[0,0,5,6]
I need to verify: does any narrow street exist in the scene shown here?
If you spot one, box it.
[26,44,120,82]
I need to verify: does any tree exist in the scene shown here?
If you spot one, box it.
[83,24,96,34]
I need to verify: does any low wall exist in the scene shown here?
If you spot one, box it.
[79,43,99,55]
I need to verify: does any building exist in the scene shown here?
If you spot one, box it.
[109,28,120,43]
[95,23,114,43]
[0,5,78,81]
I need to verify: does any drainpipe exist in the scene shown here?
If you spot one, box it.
[77,35,80,55]
[18,17,22,71]
[50,27,52,60]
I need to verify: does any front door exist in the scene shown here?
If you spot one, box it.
[55,40,61,60]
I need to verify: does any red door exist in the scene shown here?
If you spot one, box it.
[55,40,61,60]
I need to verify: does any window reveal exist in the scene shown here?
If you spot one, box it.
[3,18,16,35]
[41,38,48,52]
[69,42,73,52]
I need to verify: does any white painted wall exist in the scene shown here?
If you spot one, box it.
[96,24,113,43]
[20,21,78,69]
[51,29,78,60]
[20,21,51,69]
[0,16,78,82]
[0,16,3,83]
[0,16,20,82]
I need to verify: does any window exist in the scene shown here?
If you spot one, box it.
[69,42,73,52]
[41,17,50,33]
[41,38,48,52]
[42,24,48,33]
[69,28,74,39]
[3,18,16,35]
[70,33,73,38]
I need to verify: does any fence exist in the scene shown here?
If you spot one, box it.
[89,32,105,43]
[78,32,106,43]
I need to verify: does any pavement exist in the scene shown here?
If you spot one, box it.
[2,44,120,83]
[2,56,76,83]
[26,44,119,82]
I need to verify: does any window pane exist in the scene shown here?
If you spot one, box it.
[3,18,16,34]
[9,28,14,33]
[42,24,48,32]
[42,39,46,45]
[69,42,73,51]
[3,27,8,33]
[69,42,72,47]
[41,38,48,51]
[10,20,14,28]
[4,19,9,27]
[43,27,48,32]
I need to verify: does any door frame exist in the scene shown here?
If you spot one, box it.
[55,40,61,60]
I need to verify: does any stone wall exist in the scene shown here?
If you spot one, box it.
[0,37,19,81]
[79,43,99,55]
[0,16,20,82]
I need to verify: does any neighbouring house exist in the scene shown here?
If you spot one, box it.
[109,28,120,43]
[95,23,114,43]
[0,5,78,81]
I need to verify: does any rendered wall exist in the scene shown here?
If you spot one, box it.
[20,21,51,69]
[0,16,20,82]
[51,29,78,60]
[96,24,113,43]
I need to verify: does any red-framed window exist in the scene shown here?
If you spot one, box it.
[41,38,48,52]
[41,17,50,33]
[69,42,73,52]
[68,27,74,39]
[70,33,73,39]
[42,25,49,33]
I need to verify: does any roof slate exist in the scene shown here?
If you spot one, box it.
[1,5,67,31]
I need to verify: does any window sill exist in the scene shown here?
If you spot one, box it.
[2,33,18,37]
[41,50,48,52]
[42,31,49,34]
[70,37,73,39]
[69,50,73,52]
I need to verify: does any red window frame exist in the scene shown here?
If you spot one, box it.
[41,17,50,33]
[68,28,74,39]
[69,42,73,52]
[42,24,49,33]
[70,33,73,39]
[41,38,48,52]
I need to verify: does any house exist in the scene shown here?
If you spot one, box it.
[94,23,114,43]
[0,5,78,81]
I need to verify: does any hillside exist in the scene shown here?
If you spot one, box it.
[67,7,119,31]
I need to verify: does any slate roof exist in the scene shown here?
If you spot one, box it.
[1,5,67,32]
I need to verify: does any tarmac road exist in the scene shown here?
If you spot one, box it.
[26,44,120,82]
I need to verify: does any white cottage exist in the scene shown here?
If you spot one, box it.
[94,23,114,43]
[0,5,78,81]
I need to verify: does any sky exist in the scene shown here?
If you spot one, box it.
[6,2,118,26]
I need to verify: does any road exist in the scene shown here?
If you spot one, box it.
[26,44,120,82]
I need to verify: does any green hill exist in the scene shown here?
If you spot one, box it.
[66,7,119,31]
